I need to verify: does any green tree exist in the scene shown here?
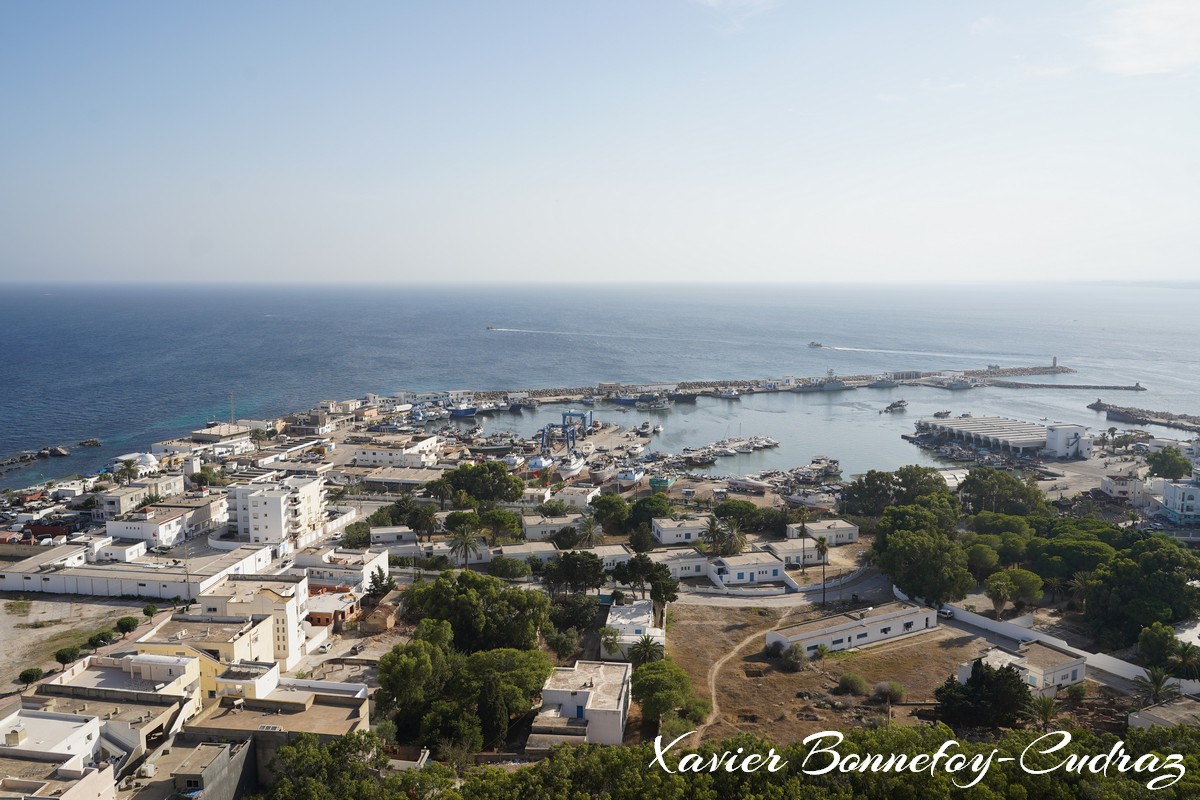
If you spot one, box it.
[444,461,525,504]
[425,477,453,511]
[958,467,1052,516]
[543,626,580,660]
[1026,695,1060,731]
[420,700,483,756]
[965,543,1000,582]
[575,515,602,548]
[712,499,759,529]
[589,493,630,533]
[875,530,974,608]
[985,571,1014,616]
[479,508,521,546]
[487,555,531,580]
[142,604,158,618]
[250,428,270,450]
[628,493,672,530]
[410,503,440,542]
[477,673,509,750]
[612,554,656,600]
[87,629,116,649]
[18,667,44,685]
[447,526,484,566]
[701,515,725,554]
[629,634,665,667]
[115,616,141,637]
[1147,447,1192,480]
[628,524,655,553]
[549,594,601,632]
[1170,642,1200,680]
[935,658,1031,728]
[631,660,691,722]
[1134,666,1181,706]
[1139,622,1179,668]
[1007,568,1044,606]
[366,566,397,599]
[600,626,621,658]
[375,639,455,723]
[403,571,551,652]
[54,646,81,666]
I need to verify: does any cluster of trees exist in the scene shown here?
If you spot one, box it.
[1139,621,1200,680]
[403,571,550,652]
[376,619,553,756]
[25,616,145,680]
[254,724,1200,798]
[935,658,1032,728]
[1147,447,1193,480]
[611,554,679,607]
[862,464,1200,646]
[427,462,525,510]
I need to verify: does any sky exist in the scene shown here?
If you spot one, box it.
[0,1,1197,284]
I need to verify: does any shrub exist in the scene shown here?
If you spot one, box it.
[54,646,81,666]
[810,644,830,662]
[142,604,158,618]
[780,644,807,673]
[764,641,784,658]
[659,710,694,742]
[488,555,532,580]
[18,667,44,685]
[682,697,711,723]
[1065,683,1087,707]
[872,681,906,704]
[837,673,869,696]
[115,617,140,636]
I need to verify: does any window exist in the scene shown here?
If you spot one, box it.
[806,644,818,652]
[737,572,744,580]
[832,638,843,645]
[881,627,891,635]
[856,632,867,639]
[903,621,913,631]
[772,569,778,577]
[684,533,691,540]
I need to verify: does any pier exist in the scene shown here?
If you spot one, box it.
[1085,400,1200,434]
[989,381,1146,391]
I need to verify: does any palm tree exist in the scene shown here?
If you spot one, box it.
[1067,571,1093,611]
[629,634,665,667]
[1043,576,1065,603]
[1170,642,1200,680]
[600,626,621,658]
[576,516,601,549]
[815,536,830,605]
[1108,427,1118,454]
[1026,695,1060,731]
[426,478,453,511]
[117,459,139,486]
[722,518,746,556]
[702,515,725,554]
[412,504,439,543]
[250,428,270,451]
[448,527,483,567]
[1134,666,1181,706]
[810,644,830,662]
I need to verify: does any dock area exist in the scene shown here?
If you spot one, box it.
[1086,400,1200,433]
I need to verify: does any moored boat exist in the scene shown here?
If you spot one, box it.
[557,452,587,479]
[616,465,646,490]
[649,473,678,492]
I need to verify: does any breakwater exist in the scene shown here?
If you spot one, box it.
[1085,400,1200,434]
[990,381,1146,391]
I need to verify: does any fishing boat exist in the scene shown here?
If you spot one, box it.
[882,400,908,413]
[616,465,646,490]
[527,453,555,471]
[933,410,952,418]
[687,452,718,466]
[636,398,674,410]
[667,391,699,403]
[449,404,478,417]
[649,473,678,492]
[714,388,741,399]
[867,375,899,388]
[588,461,617,482]
[809,341,824,348]
[502,452,526,470]
[627,443,644,456]
[636,421,653,436]
[610,394,640,406]
[557,452,587,480]
[652,424,663,433]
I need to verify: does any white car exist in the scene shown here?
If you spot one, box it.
[937,607,955,619]
[317,643,332,653]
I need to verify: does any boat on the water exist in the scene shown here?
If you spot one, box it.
[610,394,640,406]
[714,388,741,399]
[809,341,824,348]
[449,404,478,417]
[933,410,952,418]
[649,473,678,492]
[652,424,663,433]
[867,375,898,388]
[616,465,646,490]
[882,400,908,413]
[793,369,849,393]
[557,452,587,480]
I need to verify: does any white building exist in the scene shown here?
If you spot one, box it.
[353,436,441,468]
[568,544,632,571]
[957,641,1086,698]
[93,485,151,521]
[786,518,859,545]
[646,548,708,580]
[651,518,708,546]
[96,539,147,562]
[292,547,389,591]
[1159,475,1200,526]
[765,539,827,567]
[533,661,631,747]
[369,525,418,546]
[1100,473,1150,507]
[765,602,937,655]
[551,485,602,511]
[601,600,665,661]
[522,513,584,542]
[709,553,793,588]
[227,475,325,545]
[1045,424,1093,459]
[1128,696,1200,730]
[199,573,311,671]
[105,507,187,547]
[497,542,558,563]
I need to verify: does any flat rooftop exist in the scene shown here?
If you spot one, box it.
[0,753,81,794]
[919,416,1048,448]
[36,696,173,728]
[1018,641,1083,671]
[119,741,247,800]
[652,518,707,530]
[143,615,267,645]
[803,519,856,532]
[715,553,784,568]
[605,601,653,627]
[774,602,925,639]
[187,695,364,737]
[0,710,93,755]
[1129,696,1200,728]
[203,574,303,600]
[544,661,630,711]
[647,548,705,563]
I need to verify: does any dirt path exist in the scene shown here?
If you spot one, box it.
[692,605,801,743]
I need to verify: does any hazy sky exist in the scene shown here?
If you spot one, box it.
[1,1,1197,284]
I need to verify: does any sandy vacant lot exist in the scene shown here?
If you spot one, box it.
[669,603,993,745]
[0,594,155,691]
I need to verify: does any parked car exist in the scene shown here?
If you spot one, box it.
[317,642,332,653]
[937,607,955,619]
[350,642,366,655]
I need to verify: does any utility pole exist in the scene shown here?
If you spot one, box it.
[229,392,236,425]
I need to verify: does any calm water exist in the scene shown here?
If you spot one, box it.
[2,282,1196,487]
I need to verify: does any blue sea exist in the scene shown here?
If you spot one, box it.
[2,282,1196,489]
